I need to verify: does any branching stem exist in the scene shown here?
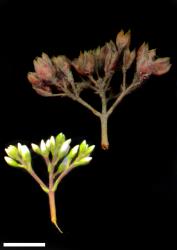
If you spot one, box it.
[29,169,48,192]
[77,96,101,117]
[107,77,141,117]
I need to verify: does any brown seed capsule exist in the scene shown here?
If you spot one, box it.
[27,72,41,85]
[116,30,131,50]
[33,53,56,81]
[136,43,171,78]
[72,51,95,75]
[151,57,171,76]
[33,86,52,97]
[123,48,136,70]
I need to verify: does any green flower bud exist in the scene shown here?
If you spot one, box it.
[74,156,92,167]
[79,140,88,156]
[56,133,65,148]
[85,145,95,156]
[5,145,19,160]
[31,143,41,154]
[4,156,20,167]
[57,157,69,174]
[67,145,79,161]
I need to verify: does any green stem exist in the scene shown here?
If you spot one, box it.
[53,165,75,192]
[30,170,49,193]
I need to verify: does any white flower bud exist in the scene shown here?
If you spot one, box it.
[45,139,51,150]
[50,136,55,147]
[58,139,71,159]
[17,143,23,155]
[49,136,55,155]
[40,139,48,156]
[20,145,31,163]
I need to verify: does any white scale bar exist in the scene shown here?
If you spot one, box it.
[3,242,45,247]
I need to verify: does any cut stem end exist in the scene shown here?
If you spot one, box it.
[101,143,109,150]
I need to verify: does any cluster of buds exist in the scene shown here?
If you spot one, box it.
[30,133,94,181]
[27,30,171,149]
[4,132,95,233]
[5,144,32,171]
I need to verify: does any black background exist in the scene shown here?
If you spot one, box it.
[0,0,177,249]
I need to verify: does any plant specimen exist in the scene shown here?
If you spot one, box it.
[4,132,95,233]
[27,30,171,150]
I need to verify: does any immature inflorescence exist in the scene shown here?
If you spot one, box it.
[4,132,95,233]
